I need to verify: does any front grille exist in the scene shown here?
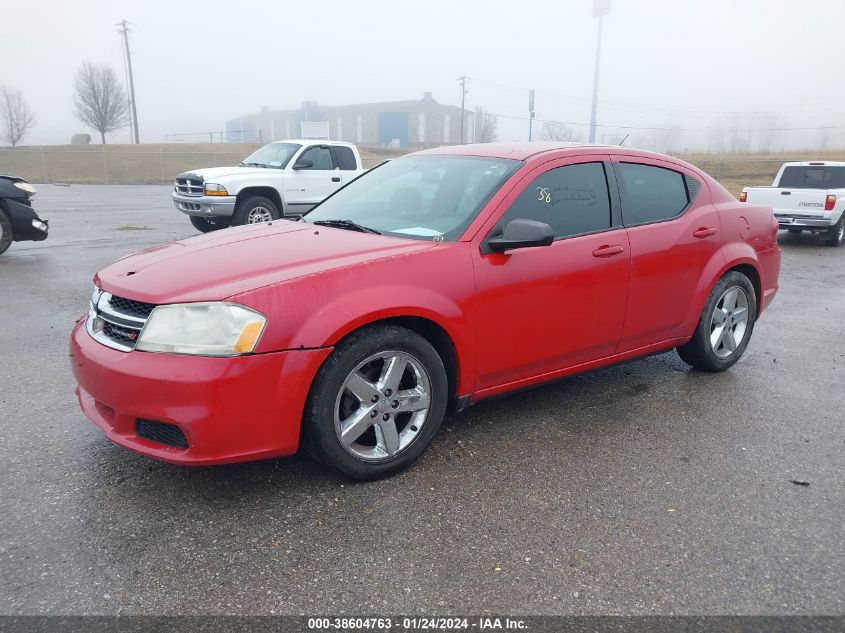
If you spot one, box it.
[88,291,155,352]
[108,295,155,319]
[136,419,189,449]
[175,176,204,196]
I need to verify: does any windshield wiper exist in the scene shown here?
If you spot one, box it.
[312,219,381,235]
[239,161,267,168]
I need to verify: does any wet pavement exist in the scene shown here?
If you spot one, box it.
[1,185,843,614]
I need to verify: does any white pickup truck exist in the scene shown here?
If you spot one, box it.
[741,161,845,247]
[172,140,365,232]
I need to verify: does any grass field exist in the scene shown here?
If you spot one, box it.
[1,143,843,197]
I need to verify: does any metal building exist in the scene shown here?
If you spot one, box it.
[226,93,477,148]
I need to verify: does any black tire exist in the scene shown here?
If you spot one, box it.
[0,208,13,256]
[787,228,802,234]
[825,215,845,247]
[303,324,448,481]
[676,271,757,372]
[189,216,229,233]
[233,196,280,226]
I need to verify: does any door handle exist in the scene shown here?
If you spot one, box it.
[331,176,341,182]
[693,227,717,238]
[592,245,625,258]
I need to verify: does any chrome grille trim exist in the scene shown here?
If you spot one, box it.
[174,177,204,196]
[86,291,154,352]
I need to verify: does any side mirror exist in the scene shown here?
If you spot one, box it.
[293,158,313,170]
[487,219,554,253]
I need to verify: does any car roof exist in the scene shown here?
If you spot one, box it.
[780,161,845,167]
[272,139,356,147]
[411,142,617,161]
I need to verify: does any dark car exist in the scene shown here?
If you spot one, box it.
[0,175,49,255]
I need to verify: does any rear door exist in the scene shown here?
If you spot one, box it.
[612,157,722,352]
[471,156,631,390]
[331,145,362,186]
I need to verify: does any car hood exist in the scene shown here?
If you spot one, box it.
[178,166,278,181]
[95,222,435,304]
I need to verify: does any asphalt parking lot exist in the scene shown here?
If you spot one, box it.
[1,184,843,615]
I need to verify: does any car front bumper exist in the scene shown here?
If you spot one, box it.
[70,318,332,465]
[172,191,237,218]
[5,197,49,242]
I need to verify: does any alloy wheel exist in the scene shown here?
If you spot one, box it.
[333,350,432,462]
[247,206,273,223]
[710,286,750,359]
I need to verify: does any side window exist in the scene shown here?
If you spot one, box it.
[617,162,690,225]
[498,162,612,239]
[333,146,358,171]
[298,146,335,170]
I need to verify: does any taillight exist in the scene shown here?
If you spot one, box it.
[825,194,836,211]
[739,191,747,202]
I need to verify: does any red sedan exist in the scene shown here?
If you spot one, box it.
[70,143,780,480]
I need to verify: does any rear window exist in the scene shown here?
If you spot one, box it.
[334,146,358,171]
[617,162,690,226]
[778,166,845,189]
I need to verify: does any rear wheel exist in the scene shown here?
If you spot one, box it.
[233,196,280,226]
[303,324,448,480]
[189,216,229,233]
[825,215,845,247]
[0,208,13,255]
[676,271,756,372]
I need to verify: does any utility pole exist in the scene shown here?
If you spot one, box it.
[459,75,467,144]
[118,19,140,144]
[589,0,611,143]
[528,89,535,141]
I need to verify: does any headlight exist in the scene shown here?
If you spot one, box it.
[14,181,36,197]
[204,183,228,196]
[91,286,103,308]
[136,302,266,356]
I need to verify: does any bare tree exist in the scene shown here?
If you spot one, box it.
[476,107,498,143]
[543,122,582,142]
[73,62,128,144]
[0,87,36,147]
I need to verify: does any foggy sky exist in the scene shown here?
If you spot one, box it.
[2,0,844,150]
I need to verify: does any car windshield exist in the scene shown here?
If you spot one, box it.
[303,155,521,241]
[240,142,301,168]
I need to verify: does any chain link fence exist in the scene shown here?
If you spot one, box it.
[1,146,841,196]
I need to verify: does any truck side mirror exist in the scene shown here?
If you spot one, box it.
[293,158,313,170]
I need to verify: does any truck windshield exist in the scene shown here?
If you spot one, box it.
[240,143,301,168]
[778,165,845,189]
[304,155,521,242]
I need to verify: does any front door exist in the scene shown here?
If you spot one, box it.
[285,145,341,213]
[471,158,631,392]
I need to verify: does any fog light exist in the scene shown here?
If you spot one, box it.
[31,219,48,232]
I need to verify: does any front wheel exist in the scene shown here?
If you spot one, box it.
[676,271,757,372]
[825,215,845,247]
[189,216,229,233]
[303,324,448,480]
[233,196,280,226]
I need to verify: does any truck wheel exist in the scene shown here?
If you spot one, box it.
[303,324,448,481]
[825,216,844,247]
[0,208,13,255]
[233,196,280,225]
[189,216,229,233]
[676,271,756,373]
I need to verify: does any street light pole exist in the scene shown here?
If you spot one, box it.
[588,0,611,144]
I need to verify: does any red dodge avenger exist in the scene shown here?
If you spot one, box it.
[70,143,780,479]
